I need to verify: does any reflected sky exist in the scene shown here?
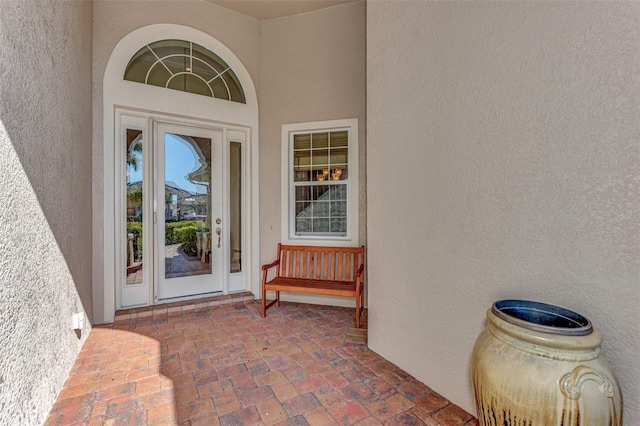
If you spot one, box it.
[128,134,207,194]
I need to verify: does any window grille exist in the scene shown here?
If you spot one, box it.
[124,39,245,103]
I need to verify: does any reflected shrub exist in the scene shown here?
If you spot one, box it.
[174,225,198,256]
[195,220,209,232]
[165,221,196,244]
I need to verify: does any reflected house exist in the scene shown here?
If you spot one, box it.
[164,181,195,221]
[185,154,211,229]
[126,181,200,221]
[162,181,199,221]
[181,194,209,220]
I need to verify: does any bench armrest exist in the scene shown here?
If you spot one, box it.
[262,259,280,271]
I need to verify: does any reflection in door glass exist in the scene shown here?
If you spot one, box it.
[230,142,242,273]
[164,134,213,279]
[126,129,144,285]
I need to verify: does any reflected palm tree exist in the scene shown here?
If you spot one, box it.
[127,139,143,171]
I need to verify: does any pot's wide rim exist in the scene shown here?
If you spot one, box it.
[491,299,593,336]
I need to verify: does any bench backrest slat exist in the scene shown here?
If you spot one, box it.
[299,250,304,278]
[322,250,329,279]
[345,252,352,280]
[277,245,364,282]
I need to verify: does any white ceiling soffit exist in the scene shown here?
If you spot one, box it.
[205,0,361,21]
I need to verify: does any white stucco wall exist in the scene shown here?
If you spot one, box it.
[367,1,639,423]
[92,0,260,323]
[259,2,367,308]
[0,1,94,424]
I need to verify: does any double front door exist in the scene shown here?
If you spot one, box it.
[121,116,244,307]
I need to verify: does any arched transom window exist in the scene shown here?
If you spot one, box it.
[124,39,246,103]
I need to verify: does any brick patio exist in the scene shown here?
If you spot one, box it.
[45,294,478,425]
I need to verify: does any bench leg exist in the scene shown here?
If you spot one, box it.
[261,284,279,318]
[354,287,365,329]
[262,294,278,317]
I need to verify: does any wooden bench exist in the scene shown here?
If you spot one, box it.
[261,244,366,328]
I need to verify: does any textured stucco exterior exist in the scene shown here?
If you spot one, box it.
[0,1,94,424]
[259,2,367,307]
[366,1,639,423]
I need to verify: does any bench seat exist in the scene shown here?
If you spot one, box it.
[264,277,357,297]
[261,244,365,328]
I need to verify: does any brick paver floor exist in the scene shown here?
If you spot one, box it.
[45,294,478,425]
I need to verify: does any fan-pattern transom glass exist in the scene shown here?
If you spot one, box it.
[124,39,246,103]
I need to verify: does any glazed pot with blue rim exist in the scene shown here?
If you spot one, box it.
[472,299,622,426]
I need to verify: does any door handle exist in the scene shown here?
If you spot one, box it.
[216,227,221,248]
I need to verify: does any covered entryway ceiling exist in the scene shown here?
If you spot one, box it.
[205,0,360,20]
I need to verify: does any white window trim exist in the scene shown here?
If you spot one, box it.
[281,118,358,246]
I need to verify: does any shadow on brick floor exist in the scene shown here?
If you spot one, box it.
[46,296,478,425]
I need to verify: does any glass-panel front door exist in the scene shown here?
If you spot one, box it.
[119,114,248,309]
[156,124,223,300]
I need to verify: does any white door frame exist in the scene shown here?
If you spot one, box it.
[155,122,224,301]
[102,24,259,323]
